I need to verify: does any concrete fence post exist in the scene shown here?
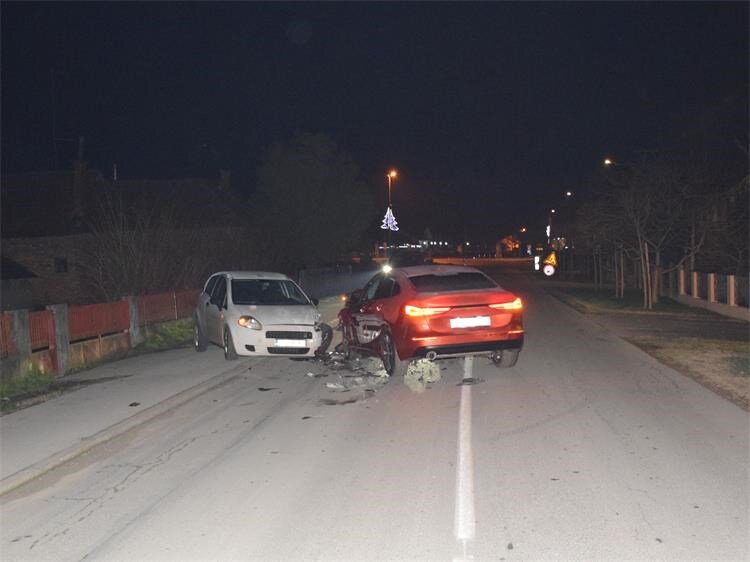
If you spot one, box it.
[9,309,31,358]
[707,273,716,303]
[691,271,700,299]
[46,304,69,376]
[678,267,686,296]
[124,296,144,347]
[727,275,737,306]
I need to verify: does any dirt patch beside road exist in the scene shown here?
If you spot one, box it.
[548,287,749,411]
[626,336,749,410]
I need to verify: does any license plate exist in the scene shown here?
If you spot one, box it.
[450,316,491,328]
[275,339,307,347]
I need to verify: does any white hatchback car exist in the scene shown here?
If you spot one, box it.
[193,271,327,360]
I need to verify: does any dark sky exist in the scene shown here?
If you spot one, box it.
[2,2,748,241]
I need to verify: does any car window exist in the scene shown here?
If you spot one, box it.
[205,275,220,296]
[212,277,227,307]
[231,279,310,305]
[373,277,398,299]
[362,273,383,301]
[409,272,496,292]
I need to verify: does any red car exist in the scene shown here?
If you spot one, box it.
[337,264,524,376]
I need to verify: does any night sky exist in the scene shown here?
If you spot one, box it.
[2,2,748,241]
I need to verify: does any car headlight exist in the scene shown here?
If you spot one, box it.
[238,315,262,330]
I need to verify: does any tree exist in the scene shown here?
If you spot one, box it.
[250,132,376,272]
[81,186,237,301]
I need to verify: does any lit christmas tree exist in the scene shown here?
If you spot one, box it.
[380,207,399,231]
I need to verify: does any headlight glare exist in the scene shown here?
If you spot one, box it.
[238,315,262,330]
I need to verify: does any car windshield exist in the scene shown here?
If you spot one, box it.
[231,279,310,305]
[409,272,496,292]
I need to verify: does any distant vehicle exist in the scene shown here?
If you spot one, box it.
[193,271,329,360]
[337,264,524,376]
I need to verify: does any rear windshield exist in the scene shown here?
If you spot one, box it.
[231,279,310,305]
[409,272,496,292]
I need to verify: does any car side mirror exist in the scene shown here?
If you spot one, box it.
[311,297,319,306]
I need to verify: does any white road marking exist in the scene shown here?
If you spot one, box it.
[454,355,476,552]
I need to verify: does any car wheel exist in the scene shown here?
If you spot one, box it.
[380,329,409,377]
[338,323,352,359]
[223,327,238,360]
[492,349,519,368]
[193,317,207,352]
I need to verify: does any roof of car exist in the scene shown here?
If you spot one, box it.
[395,264,482,277]
[216,271,292,280]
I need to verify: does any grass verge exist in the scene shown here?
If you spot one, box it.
[132,319,194,353]
[626,336,749,410]
[1,365,56,414]
[550,286,749,411]
[548,287,718,316]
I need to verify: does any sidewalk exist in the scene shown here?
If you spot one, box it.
[0,297,343,496]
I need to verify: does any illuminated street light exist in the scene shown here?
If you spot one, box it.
[603,158,614,166]
[387,169,398,207]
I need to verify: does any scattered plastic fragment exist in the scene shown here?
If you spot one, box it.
[128,402,140,407]
[257,387,278,392]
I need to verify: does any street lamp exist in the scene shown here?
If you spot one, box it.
[387,169,397,207]
[384,169,398,259]
[547,209,556,243]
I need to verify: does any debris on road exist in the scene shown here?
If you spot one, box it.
[457,377,484,386]
[128,402,141,407]
[404,359,442,393]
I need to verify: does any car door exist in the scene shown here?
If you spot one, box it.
[196,274,220,332]
[352,274,401,345]
[205,276,227,344]
[350,273,383,345]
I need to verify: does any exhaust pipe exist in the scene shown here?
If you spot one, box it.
[426,351,437,361]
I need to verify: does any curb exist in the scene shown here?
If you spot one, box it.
[0,362,247,497]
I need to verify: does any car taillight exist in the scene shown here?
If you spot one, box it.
[404,304,451,317]
[489,298,523,311]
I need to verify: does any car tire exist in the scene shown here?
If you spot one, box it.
[492,349,519,368]
[193,318,207,352]
[338,323,352,359]
[223,327,238,360]
[380,329,409,377]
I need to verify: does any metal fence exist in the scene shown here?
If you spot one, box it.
[29,310,54,352]
[138,289,200,325]
[0,314,13,359]
[68,301,130,343]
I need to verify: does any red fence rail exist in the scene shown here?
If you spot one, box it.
[68,300,130,343]
[138,289,200,325]
[0,313,13,358]
[29,310,54,351]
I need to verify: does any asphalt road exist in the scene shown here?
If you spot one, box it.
[1,268,748,561]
